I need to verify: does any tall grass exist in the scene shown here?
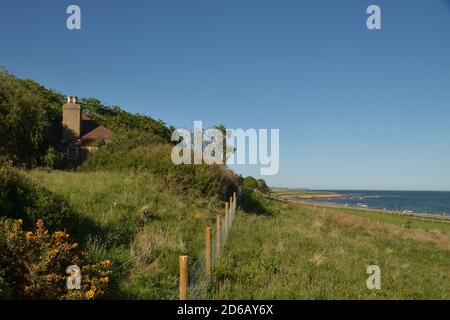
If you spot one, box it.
[27,169,222,299]
[80,140,240,201]
[212,200,450,299]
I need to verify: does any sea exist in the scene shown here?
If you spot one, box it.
[312,190,450,216]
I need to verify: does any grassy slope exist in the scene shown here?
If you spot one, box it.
[212,198,450,299]
[27,169,220,299]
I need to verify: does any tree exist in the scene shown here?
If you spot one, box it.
[0,69,63,167]
[242,176,258,192]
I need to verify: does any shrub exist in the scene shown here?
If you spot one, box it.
[0,69,64,168]
[242,177,269,194]
[256,179,270,193]
[242,176,258,192]
[0,218,111,300]
[239,190,274,216]
[0,166,74,231]
[42,147,65,169]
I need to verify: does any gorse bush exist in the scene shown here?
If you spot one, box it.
[0,218,111,300]
[0,166,74,231]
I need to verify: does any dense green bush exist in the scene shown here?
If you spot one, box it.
[80,98,173,143]
[0,69,64,167]
[256,179,270,193]
[242,176,258,192]
[242,176,269,193]
[0,166,74,231]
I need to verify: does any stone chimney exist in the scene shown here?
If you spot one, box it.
[62,96,81,140]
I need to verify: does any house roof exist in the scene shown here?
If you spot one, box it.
[80,115,112,142]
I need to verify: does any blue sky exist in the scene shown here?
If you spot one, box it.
[1,0,450,190]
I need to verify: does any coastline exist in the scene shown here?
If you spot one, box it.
[269,194,450,223]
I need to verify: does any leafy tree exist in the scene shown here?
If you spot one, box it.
[242,176,258,192]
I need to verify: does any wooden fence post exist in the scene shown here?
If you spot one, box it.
[216,214,222,259]
[179,255,188,300]
[205,227,212,282]
[224,203,229,235]
[230,196,233,211]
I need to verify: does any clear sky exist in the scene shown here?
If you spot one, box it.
[1,0,450,190]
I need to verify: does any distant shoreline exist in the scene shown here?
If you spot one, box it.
[269,190,450,221]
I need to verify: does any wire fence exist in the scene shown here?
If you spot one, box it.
[173,191,240,300]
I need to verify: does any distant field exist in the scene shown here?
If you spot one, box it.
[212,198,450,299]
[271,189,341,198]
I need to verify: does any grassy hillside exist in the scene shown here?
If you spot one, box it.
[26,169,222,299]
[3,70,448,300]
[0,70,240,299]
[212,198,450,299]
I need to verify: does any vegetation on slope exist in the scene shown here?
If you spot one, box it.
[0,69,64,167]
[212,199,450,299]
[0,70,242,299]
[0,166,75,231]
[26,169,225,299]
[80,140,240,201]
[0,69,240,200]
[0,69,172,168]
[0,167,112,299]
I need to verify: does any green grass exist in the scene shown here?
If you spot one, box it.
[27,169,220,299]
[17,171,450,299]
[323,205,450,234]
[211,199,450,299]
[271,189,339,197]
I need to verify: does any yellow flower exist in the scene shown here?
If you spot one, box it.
[85,289,95,300]
[48,249,58,259]
[26,231,34,241]
[102,260,111,268]
[54,231,68,240]
[16,219,23,226]
[100,277,109,284]
[36,219,44,229]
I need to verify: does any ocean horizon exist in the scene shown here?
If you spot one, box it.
[310,190,450,216]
